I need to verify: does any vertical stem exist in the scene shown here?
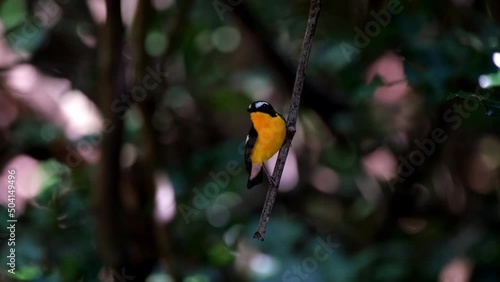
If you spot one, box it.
[95,0,126,272]
[253,0,322,241]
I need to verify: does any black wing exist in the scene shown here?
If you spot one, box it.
[245,125,257,175]
[245,125,263,188]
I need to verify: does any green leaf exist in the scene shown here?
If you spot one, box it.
[0,0,27,30]
[448,89,500,116]
[5,25,47,53]
[480,71,500,88]
[447,90,474,100]
[11,265,42,280]
[208,244,233,266]
[352,75,383,104]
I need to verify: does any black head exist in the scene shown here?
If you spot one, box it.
[247,101,277,116]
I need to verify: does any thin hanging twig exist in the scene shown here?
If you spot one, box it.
[253,0,322,241]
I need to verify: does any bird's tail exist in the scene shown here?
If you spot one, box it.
[247,167,263,189]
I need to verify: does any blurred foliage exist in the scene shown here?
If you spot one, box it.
[1,0,500,281]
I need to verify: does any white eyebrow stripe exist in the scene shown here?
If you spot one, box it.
[255,101,268,108]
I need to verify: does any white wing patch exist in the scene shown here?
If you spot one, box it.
[254,101,269,109]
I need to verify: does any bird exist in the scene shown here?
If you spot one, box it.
[245,101,287,189]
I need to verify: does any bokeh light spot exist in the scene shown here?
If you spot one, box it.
[211,26,241,53]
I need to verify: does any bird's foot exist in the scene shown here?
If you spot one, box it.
[267,175,278,187]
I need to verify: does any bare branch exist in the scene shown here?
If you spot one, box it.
[253,0,322,241]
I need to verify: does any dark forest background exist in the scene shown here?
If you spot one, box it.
[1,0,500,281]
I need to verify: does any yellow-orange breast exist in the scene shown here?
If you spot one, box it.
[249,112,286,164]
